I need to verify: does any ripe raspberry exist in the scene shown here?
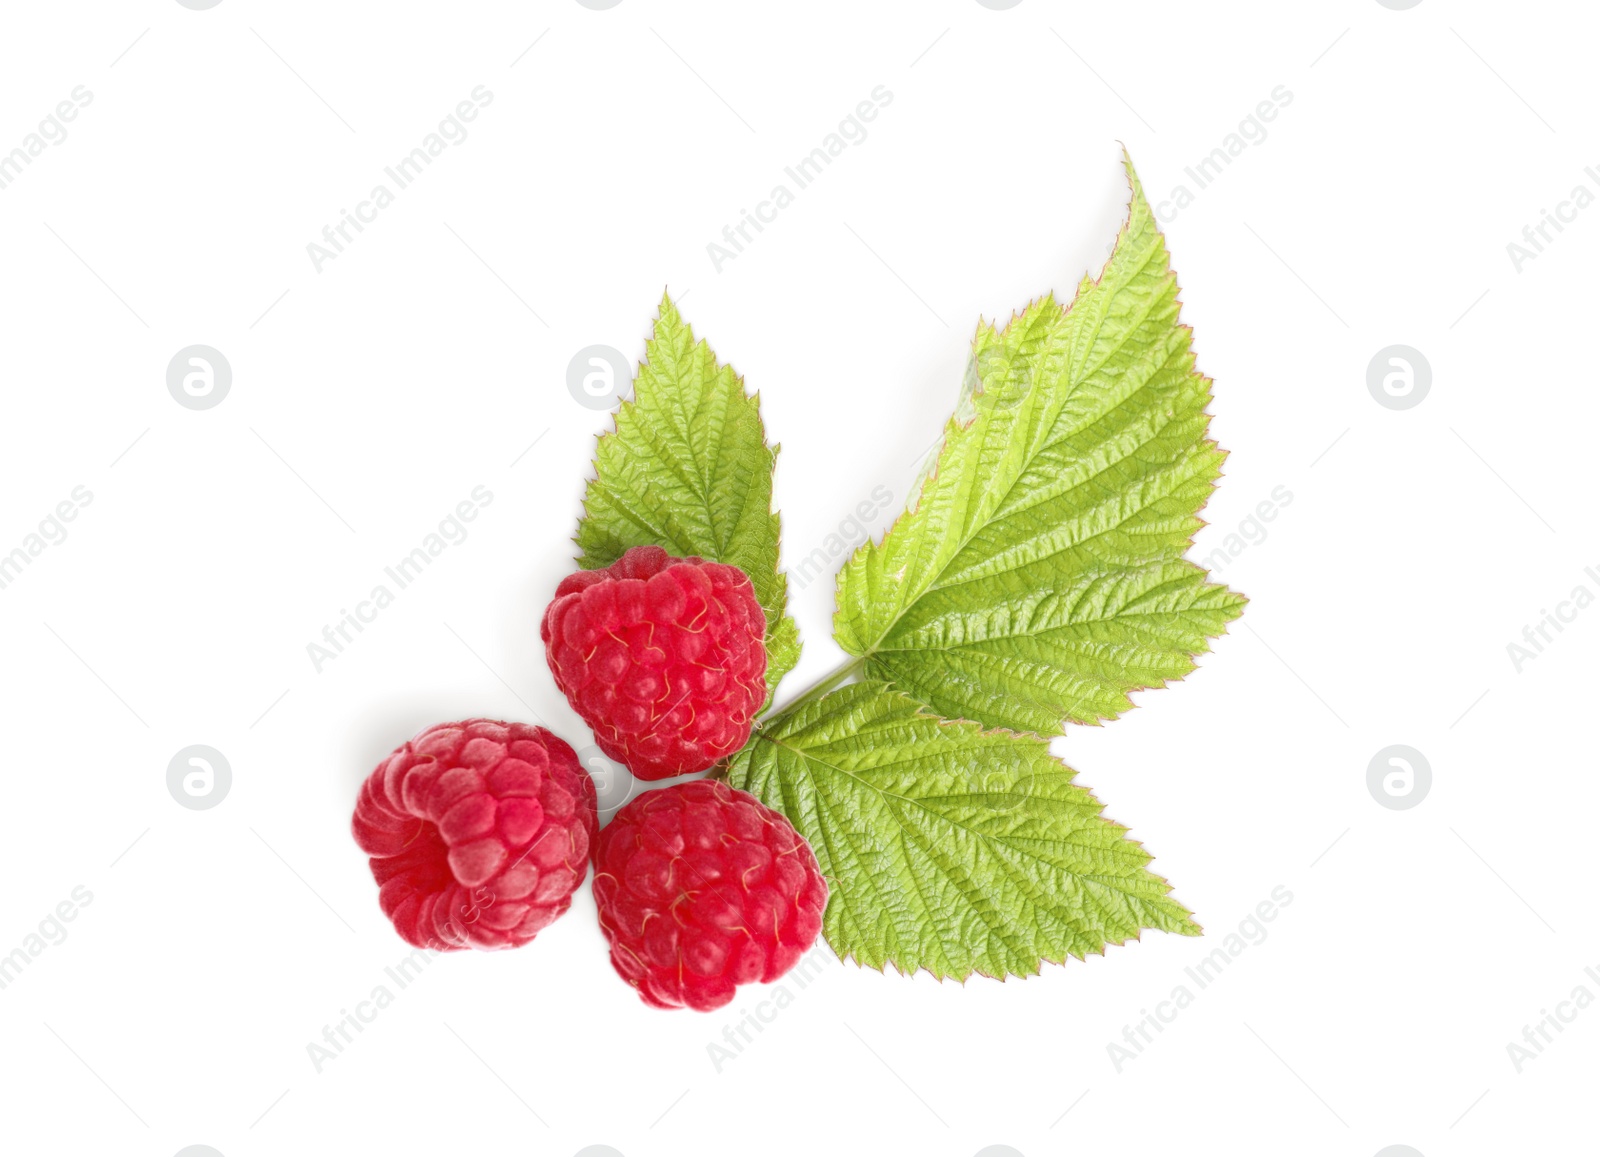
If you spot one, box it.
[592,780,828,1011]
[541,545,767,780]
[352,719,597,951]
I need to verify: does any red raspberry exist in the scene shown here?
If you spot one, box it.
[352,719,597,951]
[592,780,828,1011]
[541,546,767,780]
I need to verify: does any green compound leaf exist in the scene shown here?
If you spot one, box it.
[576,293,800,702]
[834,156,1244,734]
[726,681,1198,980]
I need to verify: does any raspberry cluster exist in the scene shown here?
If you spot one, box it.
[351,548,827,1010]
[541,546,767,780]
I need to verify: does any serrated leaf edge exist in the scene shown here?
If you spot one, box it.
[741,681,1202,983]
[572,290,802,701]
[833,151,1247,727]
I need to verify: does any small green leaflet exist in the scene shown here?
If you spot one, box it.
[833,155,1245,734]
[725,681,1198,979]
[575,293,800,701]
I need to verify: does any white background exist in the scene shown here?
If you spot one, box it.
[0,2,1592,1155]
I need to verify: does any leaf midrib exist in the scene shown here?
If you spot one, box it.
[759,729,1177,973]
[760,731,1137,889]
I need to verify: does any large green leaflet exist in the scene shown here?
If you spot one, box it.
[575,294,800,701]
[725,681,1198,979]
[833,156,1244,734]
